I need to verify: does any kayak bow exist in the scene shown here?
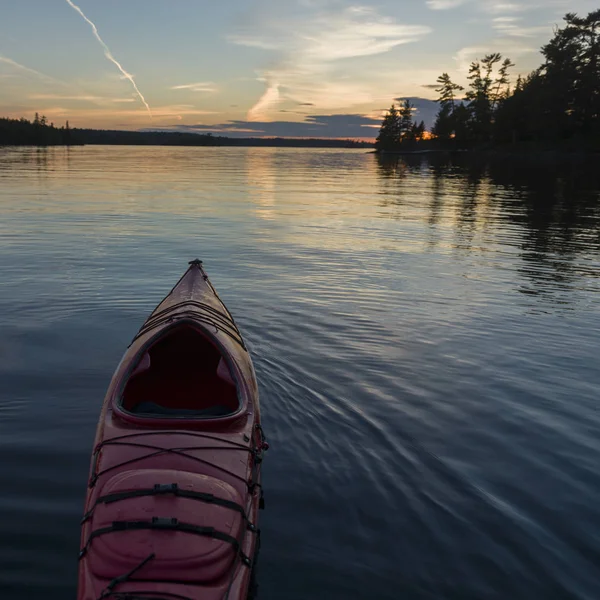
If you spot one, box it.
[77,260,267,600]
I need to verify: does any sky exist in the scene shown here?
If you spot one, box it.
[0,0,597,138]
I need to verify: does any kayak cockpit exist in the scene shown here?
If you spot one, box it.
[117,323,240,419]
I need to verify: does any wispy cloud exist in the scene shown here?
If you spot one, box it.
[454,44,538,72]
[170,82,218,93]
[167,113,383,138]
[30,93,136,103]
[426,0,467,9]
[0,56,58,82]
[425,0,561,70]
[64,0,152,117]
[6,104,218,128]
[491,16,552,37]
[229,4,431,120]
[426,0,574,14]
[484,2,535,15]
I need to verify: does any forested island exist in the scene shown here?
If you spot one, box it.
[377,10,600,153]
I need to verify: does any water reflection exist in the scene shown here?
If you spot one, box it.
[375,153,600,298]
[245,148,278,221]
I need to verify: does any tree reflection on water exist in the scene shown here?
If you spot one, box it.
[375,153,600,298]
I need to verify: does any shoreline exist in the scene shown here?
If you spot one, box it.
[373,146,600,159]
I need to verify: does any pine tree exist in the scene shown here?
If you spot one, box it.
[432,103,453,140]
[375,104,400,151]
[64,120,72,145]
[491,58,515,111]
[514,75,524,93]
[432,74,464,141]
[463,53,514,142]
[435,73,464,110]
[452,104,471,144]
[398,99,414,141]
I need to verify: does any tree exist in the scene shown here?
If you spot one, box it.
[465,54,495,141]
[540,10,600,138]
[375,104,400,150]
[490,57,515,111]
[463,53,514,142]
[491,10,600,145]
[493,74,532,143]
[432,74,464,142]
[398,99,414,140]
[64,120,72,145]
[452,104,471,144]
[405,120,426,143]
[376,101,425,149]
[436,73,464,110]
[432,103,453,140]
[415,120,426,141]
[514,75,524,93]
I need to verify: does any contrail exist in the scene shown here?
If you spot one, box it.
[65,0,152,117]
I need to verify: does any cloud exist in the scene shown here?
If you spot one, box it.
[427,0,565,73]
[454,44,538,72]
[426,0,467,9]
[146,106,217,118]
[483,2,530,15]
[0,56,58,82]
[30,93,136,103]
[170,82,218,93]
[166,113,382,138]
[232,5,432,61]
[229,4,431,119]
[491,16,552,37]
[426,0,575,15]
[394,97,439,127]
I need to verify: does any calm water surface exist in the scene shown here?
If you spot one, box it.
[0,146,599,599]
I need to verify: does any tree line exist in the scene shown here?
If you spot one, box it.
[0,113,77,146]
[0,115,373,148]
[377,9,600,151]
[0,115,225,147]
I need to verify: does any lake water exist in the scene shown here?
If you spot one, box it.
[0,146,599,600]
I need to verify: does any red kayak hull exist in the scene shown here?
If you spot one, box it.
[77,261,267,600]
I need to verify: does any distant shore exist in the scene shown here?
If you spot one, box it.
[0,116,374,149]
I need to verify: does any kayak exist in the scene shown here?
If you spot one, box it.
[77,260,268,600]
